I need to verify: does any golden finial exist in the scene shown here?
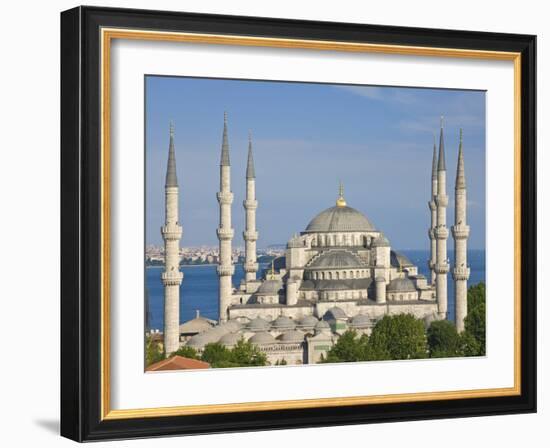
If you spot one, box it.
[336,181,347,207]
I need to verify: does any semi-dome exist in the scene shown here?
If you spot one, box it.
[278,330,305,343]
[304,205,375,233]
[249,331,276,345]
[323,306,347,321]
[308,250,366,269]
[256,279,283,295]
[315,320,331,333]
[272,315,296,330]
[387,277,417,292]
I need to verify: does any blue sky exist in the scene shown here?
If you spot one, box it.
[145,76,486,250]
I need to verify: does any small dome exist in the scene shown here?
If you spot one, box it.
[256,279,283,295]
[387,277,417,292]
[323,306,347,321]
[187,334,209,349]
[298,315,319,329]
[308,250,366,269]
[272,315,296,330]
[304,205,375,233]
[371,234,390,247]
[218,332,241,347]
[350,314,371,328]
[278,330,305,343]
[246,317,271,332]
[219,319,243,332]
[248,331,276,345]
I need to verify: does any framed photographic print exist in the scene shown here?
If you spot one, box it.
[60,6,537,442]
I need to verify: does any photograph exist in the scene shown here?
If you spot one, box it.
[144,77,487,370]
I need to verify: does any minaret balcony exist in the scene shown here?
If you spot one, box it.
[452,266,470,281]
[434,226,449,239]
[243,230,258,241]
[244,262,259,273]
[243,199,258,210]
[452,224,470,239]
[217,265,235,276]
[161,225,182,240]
[435,194,448,207]
[427,260,435,270]
[428,200,436,211]
[434,262,449,274]
[161,271,183,285]
[217,228,234,240]
[217,191,234,205]
[428,228,435,239]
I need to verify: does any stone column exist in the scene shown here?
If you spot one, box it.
[243,133,258,282]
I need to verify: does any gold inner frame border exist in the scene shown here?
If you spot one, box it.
[99,27,522,420]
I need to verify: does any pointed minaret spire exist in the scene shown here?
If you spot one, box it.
[161,121,183,356]
[246,130,255,179]
[434,115,449,319]
[455,128,466,189]
[220,111,230,166]
[165,121,178,187]
[431,133,438,181]
[217,112,234,322]
[453,128,470,332]
[438,116,446,171]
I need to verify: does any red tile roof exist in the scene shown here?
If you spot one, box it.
[146,355,210,371]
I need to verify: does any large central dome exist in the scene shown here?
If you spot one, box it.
[304,205,375,233]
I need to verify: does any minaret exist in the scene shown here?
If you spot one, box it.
[161,122,183,356]
[452,129,470,332]
[243,131,259,282]
[428,135,438,285]
[434,117,449,319]
[217,112,234,323]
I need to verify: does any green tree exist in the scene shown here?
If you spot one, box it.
[427,320,462,358]
[201,343,231,366]
[366,314,428,360]
[459,330,481,357]
[172,345,200,359]
[322,330,368,363]
[230,339,268,367]
[464,282,486,355]
[145,334,163,367]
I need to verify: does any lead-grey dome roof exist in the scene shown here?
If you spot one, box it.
[387,277,417,292]
[246,317,271,332]
[304,206,375,233]
[307,250,366,269]
[256,279,283,295]
[249,331,276,345]
[278,330,305,343]
[272,315,296,330]
[350,314,371,328]
[298,315,319,329]
[218,332,241,346]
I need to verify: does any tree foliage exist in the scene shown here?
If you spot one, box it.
[367,314,428,360]
[145,334,163,367]
[172,345,200,360]
[199,340,268,368]
[321,330,368,363]
[427,320,462,358]
[464,282,486,355]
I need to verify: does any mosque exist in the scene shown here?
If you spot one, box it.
[160,114,470,365]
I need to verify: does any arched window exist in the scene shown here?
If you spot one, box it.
[342,271,347,279]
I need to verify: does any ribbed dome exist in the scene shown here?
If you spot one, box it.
[308,250,366,269]
[249,331,276,345]
[272,315,296,330]
[387,277,416,292]
[256,279,283,295]
[278,330,305,343]
[218,332,241,346]
[304,206,375,233]
[246,317,271,332]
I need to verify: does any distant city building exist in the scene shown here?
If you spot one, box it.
[159,115,470,363]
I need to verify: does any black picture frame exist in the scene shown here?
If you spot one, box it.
[61,5,536,442]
